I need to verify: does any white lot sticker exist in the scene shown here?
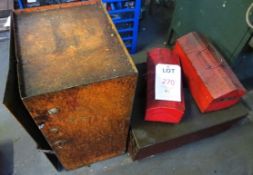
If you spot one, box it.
[155,64,181,102]
[27,0,37,3]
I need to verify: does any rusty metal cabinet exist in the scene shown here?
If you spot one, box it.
[14,1,137,170]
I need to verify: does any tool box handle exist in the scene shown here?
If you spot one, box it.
[197,43,224,70]
[183,32,224,70]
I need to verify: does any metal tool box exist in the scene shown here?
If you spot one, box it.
[174,32,246,113]
[14,1,138,170]
[128,63,248,160]
[145,48,185,123]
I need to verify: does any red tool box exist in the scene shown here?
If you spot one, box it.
[174,32,246,113]
[145,48,185,124]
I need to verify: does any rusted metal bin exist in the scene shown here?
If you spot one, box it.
[14,1,138,170]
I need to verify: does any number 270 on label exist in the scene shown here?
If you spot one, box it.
[155,64,182,102]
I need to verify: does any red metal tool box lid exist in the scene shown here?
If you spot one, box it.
[174,32,246,112]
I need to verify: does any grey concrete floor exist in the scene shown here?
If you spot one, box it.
[1,4,253,175]
[1,100,253,175]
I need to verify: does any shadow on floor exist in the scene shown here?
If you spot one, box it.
[2,34,64,171]
[133,2,174,63]
[138,4,173,51]
[0,140,13,175]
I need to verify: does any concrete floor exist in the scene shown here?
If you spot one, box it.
[1,4,253,175]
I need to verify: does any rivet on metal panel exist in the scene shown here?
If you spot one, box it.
[50,127,59,133]
[53,140,67,149]
[48,108,60,115]
[38,123,45,130]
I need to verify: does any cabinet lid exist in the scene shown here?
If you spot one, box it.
[15,2,137,98]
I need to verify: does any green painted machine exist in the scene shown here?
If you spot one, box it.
[168,0,253,65]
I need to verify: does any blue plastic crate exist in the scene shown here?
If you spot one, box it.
[103,0,141,54]
[17,0,141,54]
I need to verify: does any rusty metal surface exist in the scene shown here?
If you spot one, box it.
[14,2,138,170]
[23,75,137,170]
[128,63,249,160]
[14,1,137,98]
